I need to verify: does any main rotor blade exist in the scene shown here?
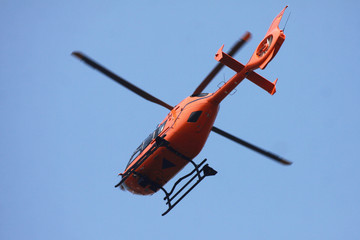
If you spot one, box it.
[72,52,174,111]
[192,32,251,96]
[211,126,292,165]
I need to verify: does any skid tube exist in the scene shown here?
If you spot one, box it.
[160,158,217,216]
[115,136,217,216]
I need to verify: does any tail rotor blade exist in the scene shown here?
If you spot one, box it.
[72,51,173,111]
[211,126,292,165]
[192,32,251,96]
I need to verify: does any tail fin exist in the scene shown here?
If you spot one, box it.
[247,6,287,70]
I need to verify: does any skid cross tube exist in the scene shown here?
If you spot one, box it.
[165,159,207,199]
[160,160,217,216]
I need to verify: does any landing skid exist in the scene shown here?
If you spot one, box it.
[160,158,217,216]
[115,136,217,216]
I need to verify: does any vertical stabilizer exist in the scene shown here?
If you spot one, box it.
[247,6,287,70]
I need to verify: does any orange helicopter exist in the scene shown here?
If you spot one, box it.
[72,6,291,216]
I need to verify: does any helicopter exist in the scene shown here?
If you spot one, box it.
[72,6,291,216]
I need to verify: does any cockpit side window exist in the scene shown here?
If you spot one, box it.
[155,120,167,137]
[127,146,142,167]
[126,120,167,168]
[142,133,153,151]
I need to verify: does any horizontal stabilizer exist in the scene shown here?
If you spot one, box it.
[247,73,277,95]
[215,46,277,95]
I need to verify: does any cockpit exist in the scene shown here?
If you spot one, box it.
[126,121,167,167]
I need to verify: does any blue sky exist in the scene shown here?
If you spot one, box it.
[1,0,360,239]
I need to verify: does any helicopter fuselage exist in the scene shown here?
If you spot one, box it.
[121,11,287,194]
[122,94,219,195]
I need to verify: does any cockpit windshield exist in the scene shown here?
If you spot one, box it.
[126,121,167,167]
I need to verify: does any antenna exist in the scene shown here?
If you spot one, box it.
[283,11,291,32]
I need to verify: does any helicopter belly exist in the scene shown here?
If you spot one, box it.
[122,147,190,195]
